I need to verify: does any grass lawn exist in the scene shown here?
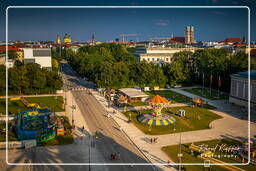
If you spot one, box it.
[38,115,73,146]
[27,96,64,112]
[0,96,64,115]
[128,101,148,107]
[162,138,256,171]
[183,88,229,100]
[0,122,18,142]
[123,106,222,135]
[144,90,192,103]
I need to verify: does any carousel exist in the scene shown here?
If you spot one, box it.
[137,95,176,126]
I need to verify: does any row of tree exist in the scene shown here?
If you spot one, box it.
[0,63,63,95]
[69,44,166,88]
[162,49,248,92]
[68,44,248,92]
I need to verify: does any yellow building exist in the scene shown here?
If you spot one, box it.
[56,35,61,44]
[16,51,24,62]
[63,34,72,44]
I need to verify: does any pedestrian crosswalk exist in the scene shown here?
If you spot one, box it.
[70,87,88,91]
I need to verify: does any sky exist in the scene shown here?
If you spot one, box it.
[0,0,255,42]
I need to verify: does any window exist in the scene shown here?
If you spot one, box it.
[166,58,169,61]
[231,80,237,96]
[252,85,256,102]
[244,83,248,100]
[157,58,159,61]
[237,81,244,98]
[148,58,150,61]
[24,59,36,64]
[152,58,155,61]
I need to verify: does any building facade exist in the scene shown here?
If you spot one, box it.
[63,34,72,44]
[134,47,198,65]
[23,48,52,69]
[56,35,61,44]
[229,71,256,108]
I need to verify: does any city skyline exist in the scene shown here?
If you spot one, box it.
[4,7,250,42]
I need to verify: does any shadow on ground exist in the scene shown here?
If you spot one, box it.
[3,127,170,171]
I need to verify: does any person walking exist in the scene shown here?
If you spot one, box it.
[117,152,121,160]
[167,160,171,167]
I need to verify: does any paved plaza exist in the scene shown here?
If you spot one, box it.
[90,86,256,168]
[1,64,255,171]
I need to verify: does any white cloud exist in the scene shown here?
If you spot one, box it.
[154,19,170,27]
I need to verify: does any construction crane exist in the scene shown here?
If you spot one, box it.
[149,34,174,42]
[149,37,173,41]
[119,33,138,42]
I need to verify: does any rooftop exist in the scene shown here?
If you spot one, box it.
[148,95,169,104]
[119,88,149,98]
[140,53,174,56]
[231,70,256,80]
[220,38,242,43]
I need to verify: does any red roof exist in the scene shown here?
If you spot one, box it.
[0,45,22,53]
[12,42,29,48]
[169,37,185,44]
[111,41,131,45]
[220,38,242,43]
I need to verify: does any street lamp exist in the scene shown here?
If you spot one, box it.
[208,60,214,95]
[88,135,91,171]
[129,113,132,121]
[71,98,76,129]
[204,160,211,171]
[202,72,205,95]
[178,126,183,171]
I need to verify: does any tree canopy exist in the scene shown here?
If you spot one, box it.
[69,44,248,92]
[4,63,63,95]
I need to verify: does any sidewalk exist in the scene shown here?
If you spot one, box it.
[170,88,256,122]
[90,88,256,171]
[63,90,109,171]
[91,90,176,171]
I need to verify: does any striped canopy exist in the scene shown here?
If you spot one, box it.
[148,95,169,104]
[137,113,176,126]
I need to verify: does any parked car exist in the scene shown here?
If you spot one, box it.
[174,85,182,88]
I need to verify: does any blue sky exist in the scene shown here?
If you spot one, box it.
[0,0,255,42]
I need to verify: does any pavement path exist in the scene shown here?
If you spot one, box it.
[91,87,256,169]
[0,94,61,99]
[61,64,159,171]
[169,88,256,122]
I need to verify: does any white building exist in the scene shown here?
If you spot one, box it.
[229,71,256,108]
[23,48,52,69]
[134,47,199,64]
[6,59,15,68]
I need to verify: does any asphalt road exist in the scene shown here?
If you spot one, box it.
[62,64,156,171]
[0,64,158,171]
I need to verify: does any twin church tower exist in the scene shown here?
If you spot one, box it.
[56,34,72,44]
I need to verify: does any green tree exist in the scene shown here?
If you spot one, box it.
[7,50,17,60]
[52,58,59,69]
[0,65,6,95]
